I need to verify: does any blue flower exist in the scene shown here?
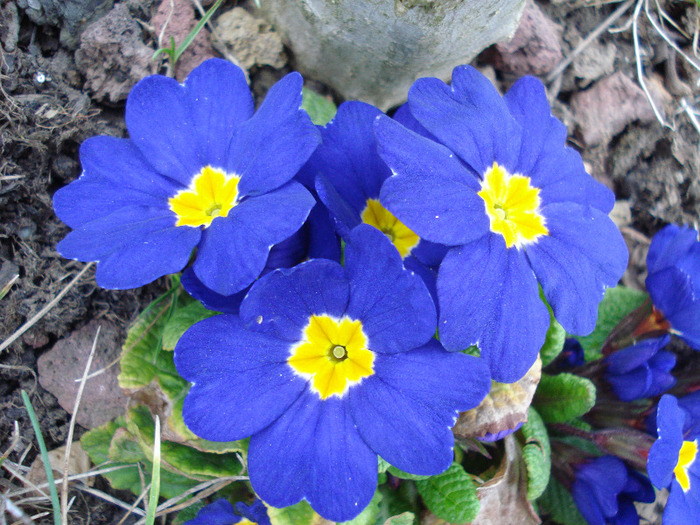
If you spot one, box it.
[54,58,320,295]
[185,498,270,525]
[648,395,700,523]
[646,224,700,350]
[174,225,491,521]
[604,335,675,401]
[571,455,654,525]
[375,66,628,382]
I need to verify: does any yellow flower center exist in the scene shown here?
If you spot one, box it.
[288,315,375,399]
[675,440,698,492]
[477,162,548,249]
[168,166,241,228]
[361,198,420,258]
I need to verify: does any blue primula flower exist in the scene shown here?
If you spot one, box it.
[646,224,700,350]
[572,455,654,525]
[185,498,270,525]
[375,65,628,382]
[174,225,491,521]
[604,335,675,402]
[54,58,320,295]
[648,395,700,523]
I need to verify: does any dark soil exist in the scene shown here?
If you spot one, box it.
[1,0,698,523]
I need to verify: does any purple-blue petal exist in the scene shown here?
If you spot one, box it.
[525,202,628,336]
[230,72,321,197]
[648,395,685,489]
[349,340,490,475]
[174,315,306,441]
[193,181,315,296]
[184,499,240,525]
[315,174,361,237]
[605,336,671,374]
[375,115,489,246]
[437,235,549,383]
[344,225,436,353]
[235,500,271,525]
[181,268,246,315]
[239,258,349,341]
[647,224,700,274]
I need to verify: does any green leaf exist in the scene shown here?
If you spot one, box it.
[378,456,390,474]
[533,373,596,423]
[162,300,219,351]
[416,463,479,524]
[268,500,315,525]
[387,465,430,481]
[339,490,382,525]
[519,408,551,500]
[302,87,337,125]
[537,478,587,525]
[540,302,565,367]
[574,286,647,360]
[382,513,415,525]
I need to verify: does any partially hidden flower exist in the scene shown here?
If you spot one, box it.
[174,225,491,521]
[646,224,700,350]
[572,455,654,525]
[185,498,270,525]
[604,335,675,402]
[375,66,628,382]
[54,58,320,295]
[647,395,700,523]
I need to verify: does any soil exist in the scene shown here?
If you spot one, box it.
[0,0,698,523]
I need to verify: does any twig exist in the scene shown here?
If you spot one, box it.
[0,263,94,354]
[645,0,700,74]
[680,98,700,135]
[545,0,635,84]
[61,326,101,525]
[73,484,147,517]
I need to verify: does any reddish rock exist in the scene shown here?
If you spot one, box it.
[38,320,128,429]
[571,72,657,147]
[151,0,216,81]
[75,3,153,103]
[491,0,563,76]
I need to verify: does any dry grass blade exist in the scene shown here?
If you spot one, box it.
[73,484,147,518]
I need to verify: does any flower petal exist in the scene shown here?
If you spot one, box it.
[375,115,489,246]
[58,207,199,289]
[648,395,685,489]
[175,315,306,441]
[315,174,361,237]
[181,268,246,314]
[349,340,490,475]
[408,65,521,174]
[240,259,349,342]
[647,224,699,274]
[437,234,549,383]
[183,58,254,166]
[525,203,628,336]
[193,181,315,295]
[230,72,321,197]
[345,225,436,353]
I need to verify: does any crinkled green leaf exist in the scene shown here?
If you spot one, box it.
[540,300,565,366]
[533,373,596,424]
[519,408,551,500]
[302,87,337,125]
[575,286,647,360]
[339,490,382,525]
[415,463,479,524]
[267,500,315,525]
[173,501,205,525]
[387,465,430,481]
[537,478,587,525]
[382,513,415,525]
[162,300,219,351]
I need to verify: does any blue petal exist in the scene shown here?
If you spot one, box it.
[305,398,378,522]
[315,174,361,237]
[571,480,606,525]
[349,340,490,475]
[193,181,315,295]
[183,58,254,167]
[525,203,628,336]
[344,225,436,353]
[304,203,342,262]
[375,115,490,246]
[437,234,549,383]
[392,103,436,141]
[303,101,389,213]
[605,336,670,374]
[229,73,321,197]
[125,74,201,186]
[58,207,199,289]
[648,395,685,489]
[184,499,239,525]
[174,315,306,441]
[239,258,349,342]
[53,136,180,229]
[664,479,700,524]
[606,365,652,402]
[235,500,271,525]
[408,65,521,175]
[647,224,699,274]
[181,268,246,314]
[574,456,627,520]
[411,239,449,268]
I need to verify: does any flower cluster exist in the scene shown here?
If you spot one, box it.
[54,59,635,521]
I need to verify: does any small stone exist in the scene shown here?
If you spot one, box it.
[38,320,128,429]
[571,71,657,146]
[491,0,563,76]
[213,7,286,70]
[573,40,616,86]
